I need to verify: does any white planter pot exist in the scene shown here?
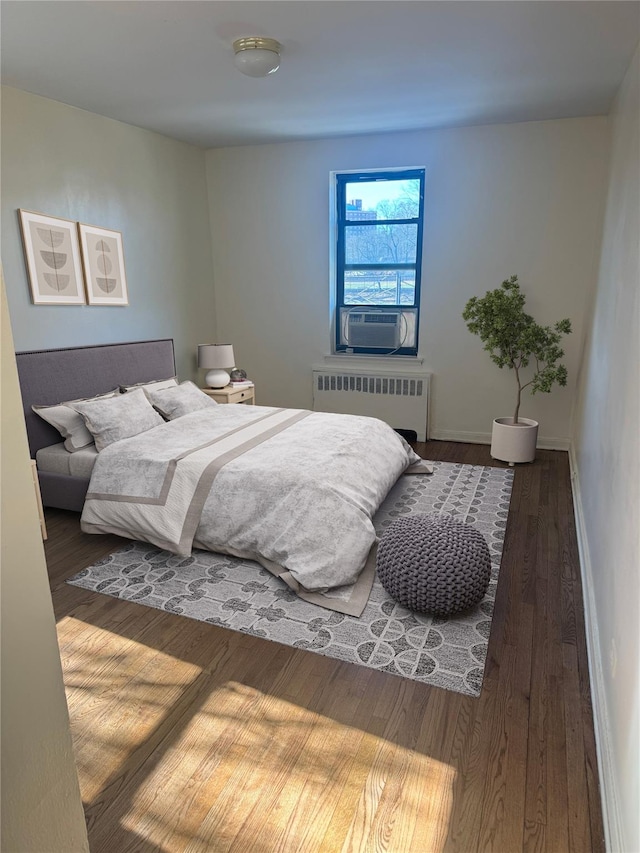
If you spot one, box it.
[490,417,539,465]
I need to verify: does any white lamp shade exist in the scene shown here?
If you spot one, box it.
[198,344,235,388]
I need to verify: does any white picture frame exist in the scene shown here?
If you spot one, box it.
[78,222,129,306]
[18,209,86,305]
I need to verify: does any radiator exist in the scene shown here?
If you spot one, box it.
[312,369,430,441]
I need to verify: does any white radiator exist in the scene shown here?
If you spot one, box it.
[312,368,430,441]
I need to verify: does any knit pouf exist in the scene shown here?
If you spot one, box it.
[376,513,491,616]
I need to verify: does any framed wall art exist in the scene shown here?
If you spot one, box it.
[78,223,129,306]
[19,209,86,305]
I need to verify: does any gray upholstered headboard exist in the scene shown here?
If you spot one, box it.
[16,338,176,458]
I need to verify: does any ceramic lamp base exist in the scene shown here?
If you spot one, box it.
[205,368,230,389]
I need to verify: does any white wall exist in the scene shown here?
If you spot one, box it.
[1,271,89,852]
[571,44,640,853]
[206,117,610,445]
[1,87,215,380]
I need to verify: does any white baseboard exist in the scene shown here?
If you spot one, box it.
[568,444,622,853]
[429,428,490,444]
[430,428,570,451]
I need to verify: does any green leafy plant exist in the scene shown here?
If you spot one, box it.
[463,275,572,424]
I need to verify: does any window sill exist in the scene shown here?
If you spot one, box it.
[321,352,425,370]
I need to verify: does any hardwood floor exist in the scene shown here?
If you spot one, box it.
[45,441,604,852]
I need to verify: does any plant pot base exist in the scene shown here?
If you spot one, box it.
[490,417,539,465]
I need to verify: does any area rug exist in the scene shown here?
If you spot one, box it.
[67,461,513,697]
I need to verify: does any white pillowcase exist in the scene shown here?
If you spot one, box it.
[70,388,164,451]
[145,380,218,420]
[32,389,119,452]
[119,376,178,394]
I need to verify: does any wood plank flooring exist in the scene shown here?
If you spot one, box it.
[45,441,604,852]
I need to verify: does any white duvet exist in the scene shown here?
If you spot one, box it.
[81,404,424,593]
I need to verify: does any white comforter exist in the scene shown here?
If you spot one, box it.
[81,404,423,592]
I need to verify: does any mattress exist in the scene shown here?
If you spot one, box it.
[36,442,99,479]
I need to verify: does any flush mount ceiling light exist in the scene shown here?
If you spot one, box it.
[233,37,282,77]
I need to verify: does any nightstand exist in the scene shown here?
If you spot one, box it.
[202,385,256,405]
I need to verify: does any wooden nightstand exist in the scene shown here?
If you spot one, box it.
[202,385,256,405]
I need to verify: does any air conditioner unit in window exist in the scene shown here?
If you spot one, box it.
[347,311,402,349]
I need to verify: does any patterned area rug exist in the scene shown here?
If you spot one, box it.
[67,461,513,697]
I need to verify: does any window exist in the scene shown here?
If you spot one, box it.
[334,168,425,356]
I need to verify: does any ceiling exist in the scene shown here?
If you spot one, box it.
[2,1,639,149]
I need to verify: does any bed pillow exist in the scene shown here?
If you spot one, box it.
[145,380,218,420]
[32,389,119,452]
[70,387,164,451]
[119,376,178,394]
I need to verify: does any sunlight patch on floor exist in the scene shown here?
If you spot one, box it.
[59,616,204,803]
[59,613,456,852]
[112,681,457,853]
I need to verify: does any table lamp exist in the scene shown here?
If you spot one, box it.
[198,343,235,388]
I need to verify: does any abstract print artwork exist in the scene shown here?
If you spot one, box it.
[79,223,128,306]
[19,210,86,305]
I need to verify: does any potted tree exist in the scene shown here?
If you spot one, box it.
[463,275,571,465]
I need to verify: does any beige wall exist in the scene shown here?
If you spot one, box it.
[206,117,610,445]
[571,44,640,853]
[1,272,89,852]
[1,86,215,380]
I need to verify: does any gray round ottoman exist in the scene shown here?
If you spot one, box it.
[376,513,491,616]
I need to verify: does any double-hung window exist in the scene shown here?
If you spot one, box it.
[335,168,425,356]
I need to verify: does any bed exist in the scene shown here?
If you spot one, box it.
[17,339,177,512]
[17,339,429,614]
